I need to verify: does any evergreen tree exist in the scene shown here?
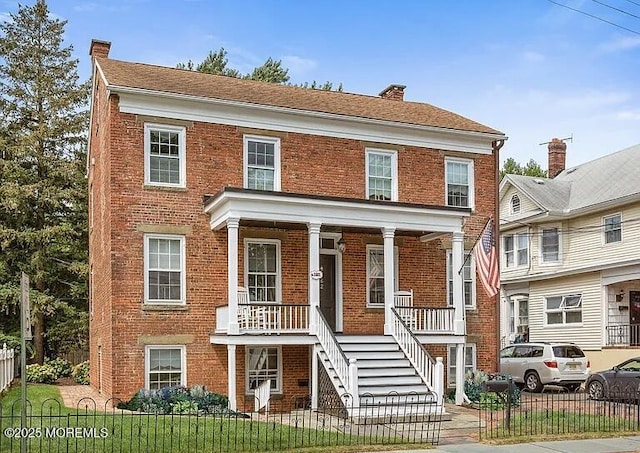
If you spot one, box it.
[0,0,89,363]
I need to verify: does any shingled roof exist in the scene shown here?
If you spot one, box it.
[96,57,503,136]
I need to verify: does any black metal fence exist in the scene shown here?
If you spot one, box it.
[0,392,442,452]
[479,384,640,440]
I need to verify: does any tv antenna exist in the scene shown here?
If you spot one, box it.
[539,134,573,146]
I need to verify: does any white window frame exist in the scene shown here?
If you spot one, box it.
[145,345,186,390]
[144,123,186,188]
[244,238,282,304]
[446,250,476,309]
[366,244,399,308]
[243,135,281,191]
[447,344,476,387]
[245,345,283,394]
[544,294,583,326]
[539,224,561,264]
[503,231,529,269]
[603,213,622,244]
[510,194,521,214]
[444,157,475,209]
[144,234,186,305]
[365,148,398,201]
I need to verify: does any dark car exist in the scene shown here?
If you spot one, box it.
[586,357,640,400]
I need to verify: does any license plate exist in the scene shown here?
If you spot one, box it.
[567,363,578,370]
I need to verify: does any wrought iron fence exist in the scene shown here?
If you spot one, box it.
[479,384,640,440]
[0,392,442,452]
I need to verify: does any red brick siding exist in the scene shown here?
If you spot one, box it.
[89,93,498,401]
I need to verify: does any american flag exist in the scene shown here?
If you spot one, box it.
[473,219,500,297]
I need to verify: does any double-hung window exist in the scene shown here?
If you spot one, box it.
[447,344,476,386]
[545,294,582,325]
[244,135,280,191]
[446,251,475,308]
[245,240,281,303]
[503,232,528,268]
[445,158,474,208]
[144,234,185,304]
[604,214,622,244]
[246,346,281,393]
[366,245,398,307]
[366,149,397,201]
[540,227,560,263]
[144,124,186,187]
[145,345,186,390]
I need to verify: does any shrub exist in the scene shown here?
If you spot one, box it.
[464,370,520,408]
[118,385,231,415]
[72,361,90,384]
[45,357,73,378]
[26,364,58,384]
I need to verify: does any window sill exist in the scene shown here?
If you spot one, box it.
[143,184,188,192]
[143,304,189,311]
[366,305,385,311]
[245,391,283,398]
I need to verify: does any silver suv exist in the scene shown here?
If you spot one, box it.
[499,342,590,392]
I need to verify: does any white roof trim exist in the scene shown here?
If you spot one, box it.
[110,86,503,154]
[204,189,468,233]
[502,258,640,284]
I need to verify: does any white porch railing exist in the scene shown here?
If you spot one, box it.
[238,303,309,333]
[1,344,15,393]
[394,307,455,333]
[390,307,437,391]
[254,379,271,412]
[316,307,358,406]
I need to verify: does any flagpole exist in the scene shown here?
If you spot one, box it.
[458,217,493,275]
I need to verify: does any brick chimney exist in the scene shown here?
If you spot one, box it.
[89,39,111,59]
[379,84,406,101]
[548,138,567,178]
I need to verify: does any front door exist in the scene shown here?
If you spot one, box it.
[630,291,640,346]
[320,253,337,331]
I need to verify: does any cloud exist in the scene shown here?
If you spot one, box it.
[281,55,318,75]
[73,2,129,13]
[598,36,640,53]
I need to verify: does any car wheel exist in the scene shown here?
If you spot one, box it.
[524,371,543,393]
[588,380,604,400]
[564,383,581,392]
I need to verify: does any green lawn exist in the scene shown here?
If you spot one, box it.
[0,386,434,453]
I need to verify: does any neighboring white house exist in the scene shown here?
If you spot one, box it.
[499,140,640,371]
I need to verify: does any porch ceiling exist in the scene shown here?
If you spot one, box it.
[203,187,470,233]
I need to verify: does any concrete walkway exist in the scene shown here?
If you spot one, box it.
[57,384,119,411]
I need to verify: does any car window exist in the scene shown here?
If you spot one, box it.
[620,359,640,371]
[531,347,544,358]
[553,345,585,358]
[500,346,515,358]
[514,346,532,358]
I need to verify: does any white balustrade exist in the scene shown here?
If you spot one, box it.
[237,303,309,334]
[0,343,15,394]
[391,308,437,390]
[316,308,354,399]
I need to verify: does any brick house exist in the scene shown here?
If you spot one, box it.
[88,39,506,413]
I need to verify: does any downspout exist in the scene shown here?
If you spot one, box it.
[493,139,505,368]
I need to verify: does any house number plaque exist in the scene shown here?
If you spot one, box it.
[310,269,323,280]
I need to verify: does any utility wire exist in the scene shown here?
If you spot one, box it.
[623,0,640,8]
[499,215,640,237]
[591,0,640,20]
[546,0,640,35]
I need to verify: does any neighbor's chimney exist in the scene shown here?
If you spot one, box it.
[379,84,406,101]
[89,39,111,60]
[548,138,567,178]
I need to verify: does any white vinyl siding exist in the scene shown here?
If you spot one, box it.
[527,273,601,350]
[499,187,541,219]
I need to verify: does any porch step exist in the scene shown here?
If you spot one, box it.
[317,334,436,412]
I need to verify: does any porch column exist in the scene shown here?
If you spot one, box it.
[452,231,465,336]
[455,343,465,405]
[308,222,322,335]
[227,344,237,411]
[311,344,319,410]
[383,227,396,335]
[227,218,240,335]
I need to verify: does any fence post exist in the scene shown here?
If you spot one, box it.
[0,343,5,392]
[434,357,444,407]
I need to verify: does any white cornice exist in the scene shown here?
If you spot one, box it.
[109,86,504,154]
[204,189,468,232]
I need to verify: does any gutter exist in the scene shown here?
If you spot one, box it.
[502,258,640,284]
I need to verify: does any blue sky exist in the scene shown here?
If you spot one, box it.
[2,0,639,168]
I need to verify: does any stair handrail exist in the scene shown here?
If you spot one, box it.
[390,306,436,389]
[315,307,354,397]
